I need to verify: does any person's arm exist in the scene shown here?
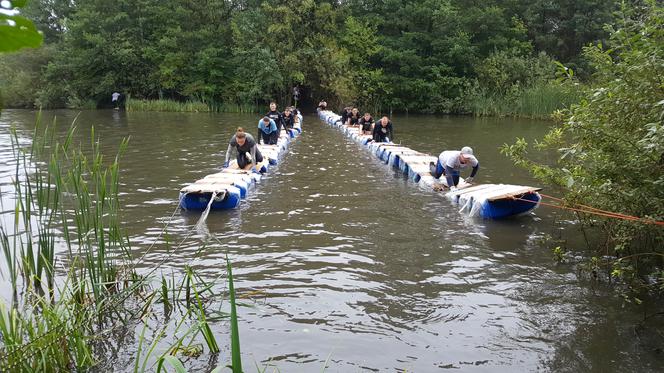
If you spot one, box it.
[257,121,263,143]
[225,144,233,166]
[470,163,479,178]
[445,165,456,188]
[372,124,379,142]
[250,144,257,170]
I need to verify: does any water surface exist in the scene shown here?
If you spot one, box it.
[0,109,661,372]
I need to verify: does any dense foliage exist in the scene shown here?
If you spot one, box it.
[1,0,625,113]
[502,3,664,295]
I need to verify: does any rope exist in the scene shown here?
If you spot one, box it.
[512,194,664,226]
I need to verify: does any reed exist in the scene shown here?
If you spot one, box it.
[125,97,261,113]
[227,255,243,373]
[126,98,211,112]
[468,81,584,119]
[0,114,244,372]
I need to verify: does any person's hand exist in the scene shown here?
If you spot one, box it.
[450,186,458,192]
[223,161,229,168]
[385,137,390,142]
[465,177,474,183]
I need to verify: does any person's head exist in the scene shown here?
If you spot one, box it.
[270,102,277,111]
[284,108,291,115]
[236,127,246,145]
[262,117,270,125]
[380,116,390,126]
[363,113,371,120]
[352,107,358,114]
[459,146,473,164]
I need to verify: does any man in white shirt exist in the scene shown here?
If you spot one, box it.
[429,146,479,191]
[111,92,121,109]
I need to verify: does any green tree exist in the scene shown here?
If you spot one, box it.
[502,3,664,292]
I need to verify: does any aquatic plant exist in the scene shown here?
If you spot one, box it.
[0,115,243,372]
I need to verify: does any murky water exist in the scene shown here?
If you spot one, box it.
[0,109,662,372]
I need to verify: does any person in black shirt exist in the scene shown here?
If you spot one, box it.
[225,127,264,171]
[282,107,294,131]
[372,116,394,143]
[340,107,352,125]
[359,112,374,135]
[266,102,283,130]
[346,107,361,126]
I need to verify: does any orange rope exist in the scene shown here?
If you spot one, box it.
[513,194,664,226]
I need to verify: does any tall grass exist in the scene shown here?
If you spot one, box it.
[0,115,244,372]
[126,97,261,113]
[126,98,211,112]
[468,81,585,119]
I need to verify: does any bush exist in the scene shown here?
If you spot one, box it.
[502,4,664,296]
[0,46,56,108]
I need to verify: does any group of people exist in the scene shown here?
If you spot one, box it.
[337,104,477,189]
[225,102,300,173]
[339,106,394,143]
[257,102,300,145]
[226,100,481,190]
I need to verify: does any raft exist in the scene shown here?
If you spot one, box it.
[318,110,541,219]
[179,115,303,211]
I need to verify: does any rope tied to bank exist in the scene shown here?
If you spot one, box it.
[511,193,664,226]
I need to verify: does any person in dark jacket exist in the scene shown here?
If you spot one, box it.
[346,107,361,126]
[359,112,374,135]
[372,116,393,142]
[224,127,263,171]
[340,107,352,125]
[281,107,294,130]
[266,102,282,129]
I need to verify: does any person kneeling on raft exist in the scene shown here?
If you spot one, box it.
[257,117,278,145]
[372,116,393,143]
[429,147,479,191]
[346,107,361,126]
[359,112,374,135]
[282,107,295,131]
[225,127,264,172]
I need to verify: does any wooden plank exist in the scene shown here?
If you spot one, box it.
[487,187,542,201]
[181,183,235,193]
[439,183,495,194]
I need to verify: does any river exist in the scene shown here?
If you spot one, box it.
[0,109,661,372]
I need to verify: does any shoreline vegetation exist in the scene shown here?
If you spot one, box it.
[114,79,586,118]
[125,97,261,113]
[1,82,584,119]
[1,0,620,118]
[0,118,244,372]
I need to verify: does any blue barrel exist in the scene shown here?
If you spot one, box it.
[480,192,542,219]
[179,187,242,210]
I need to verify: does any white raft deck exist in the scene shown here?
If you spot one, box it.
[318,110,542,219]
[179,115,303,211]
